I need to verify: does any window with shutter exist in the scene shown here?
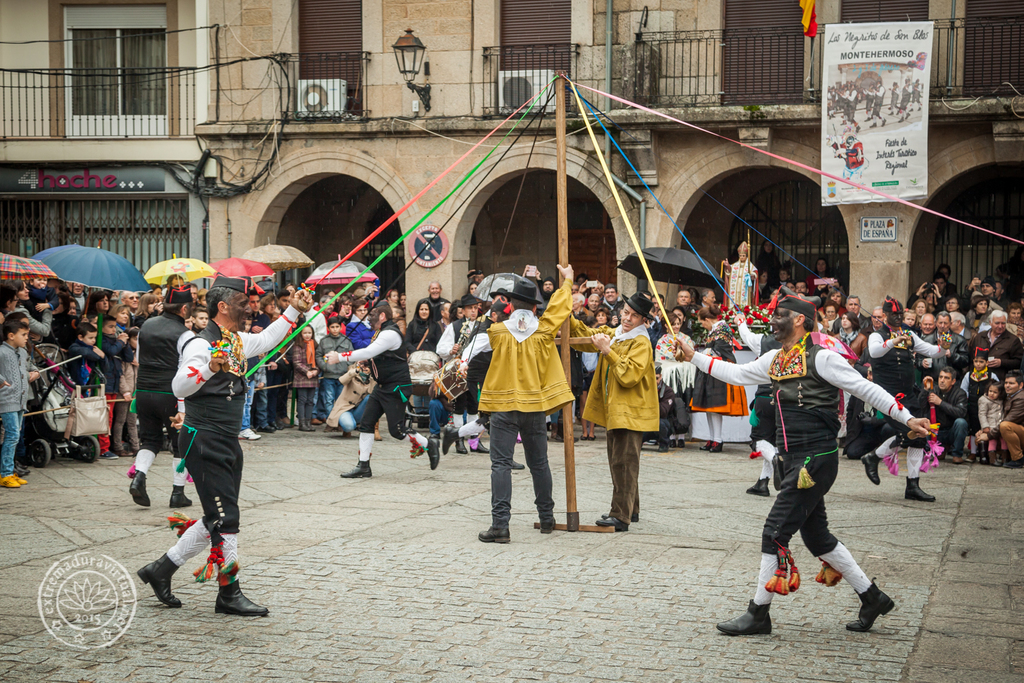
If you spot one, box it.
[498,0,572,71]
[963,0,1023,94]
[297,0,364,109]
[723,0,805,105]
[839,0,929,23]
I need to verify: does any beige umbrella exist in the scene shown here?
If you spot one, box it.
[241,244,314,271]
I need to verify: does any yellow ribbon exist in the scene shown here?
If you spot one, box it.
[568,80,676,339]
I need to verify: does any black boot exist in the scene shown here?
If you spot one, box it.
[710,441,723,453]
[427,436,440,470]
[340,460,372,478]
[215,581,269,616]
[846,582,894,631]
[129,471,151,507]
[716,600,772,635]
[478,526,510,543]
[746,478,770,497]
[905,477,935,502]
[861,452,881,485]
[441,426,459,455]
[455,437,468,455]
[136,554,181,608]
[473,440,489,454]
[169,485,192,508]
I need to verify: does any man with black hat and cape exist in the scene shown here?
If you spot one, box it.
[569,292,659,532]
[861,296,946,502]
[129,284,196,508]
[675,289,934,636]
[136,276,312,617]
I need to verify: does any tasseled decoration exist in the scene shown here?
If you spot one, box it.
[209,339,232,359]
[175,457,187,474]
[129,396,136,413]
[127,464,137,479]
[749,451,763,460]
[194,544,224,583]
[814,560,843,587]
[167,511,195,537]
[217,560,240,586]
[797,456,816,489]
[921,441,943,473]
[408,435,424,459]
[765,545,800,595]
[883,451,900,476]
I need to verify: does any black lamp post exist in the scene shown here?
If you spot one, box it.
[392,29,431,112]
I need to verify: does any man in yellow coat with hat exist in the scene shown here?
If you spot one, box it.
[476,264,576,543]
[570,292,659,531]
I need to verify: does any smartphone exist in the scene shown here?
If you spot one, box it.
[586,280,600,289]
[524,265,538,277]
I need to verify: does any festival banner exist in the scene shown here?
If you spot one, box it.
[821,22,933,205]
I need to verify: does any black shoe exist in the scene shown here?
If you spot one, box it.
[710,442,723,453]
[595,516,629,531]
[478,526,510,543]
[746,478,770,497]
[846,582,894,632]
[136,554,181,608]
[340,460,372,479]
[540,519,555,534]
[277,420,292,430]
[861,452,881,485]
[473,440,490,454]
[700,440,713,451]
[129,471,151,507]
[427,436,441,470]
[601,512,639,523]
[441,426,459,455]
[1004,459,1023,469]
[905,477,935,502]
[716,600,772,635]
[13,462,29,477]
[257,425,276,434]
[215,581,269,616]
[169,485,192,508]
[511,460,525,470]
[455,437,468,455]
[658,444,669,453]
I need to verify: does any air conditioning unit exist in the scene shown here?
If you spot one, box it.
[498,69,555,114]
[296,79,347,117]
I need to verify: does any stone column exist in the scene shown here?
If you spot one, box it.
[840,202,916,310]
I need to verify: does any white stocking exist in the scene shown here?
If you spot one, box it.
[134,449,156,475]
[408,432,428,449]
[819,542,872,594]
[753,553,778,606]
[166,518,210,566]
[453,414,465,429]
[172,458,188,487]
[358,432,374,462]
[708,414,723,443]
[221,533,238,566]
[756,440,776,481]
[906,446,924,478]
[875,436,898,458]
[459,420,486,439]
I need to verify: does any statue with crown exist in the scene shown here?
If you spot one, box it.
[721,241,759,309]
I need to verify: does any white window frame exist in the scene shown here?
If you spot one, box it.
[64,6,168,138]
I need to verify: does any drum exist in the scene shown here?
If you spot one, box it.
[432,358,468,404]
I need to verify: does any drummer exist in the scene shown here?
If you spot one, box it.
[437,293,487,454]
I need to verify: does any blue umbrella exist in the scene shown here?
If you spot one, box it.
[31,245,77,261]
[36,245,150,292]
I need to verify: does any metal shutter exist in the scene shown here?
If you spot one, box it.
[723,0,805,105]
[964,0,1023,94]
[839,0,929,23]
[500,0,571,45]
[299,0,362,54]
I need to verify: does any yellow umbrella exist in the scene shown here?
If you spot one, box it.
[144,255,217,285]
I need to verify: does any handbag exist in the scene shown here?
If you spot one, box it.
[65,384,110,437]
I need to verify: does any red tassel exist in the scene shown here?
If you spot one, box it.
[193,544,224,583]
[750,451,763,460]
[167,512,195,537]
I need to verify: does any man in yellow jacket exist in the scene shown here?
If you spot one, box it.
[477,264,576,543]
[570,292,659,531]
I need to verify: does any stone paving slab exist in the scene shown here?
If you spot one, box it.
[0,425,1020,681]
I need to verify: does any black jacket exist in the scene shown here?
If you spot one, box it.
[921,383,968,423]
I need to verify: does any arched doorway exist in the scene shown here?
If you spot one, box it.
[470,171,614,283]
[680,169,847,291]
[276,175,404,291]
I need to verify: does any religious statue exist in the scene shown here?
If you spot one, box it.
[722,241,758,309]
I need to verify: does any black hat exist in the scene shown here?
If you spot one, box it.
[459,293,485,308]
[495,280,544,306]
[467,269,483,280]
[211,276,248,293]
[882,295,903,316]
[982,276,997,287]
[773,287,819,321]
[622,292,655,321]
[164,285,193,305]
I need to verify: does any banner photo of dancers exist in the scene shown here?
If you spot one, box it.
[821,21,934,206]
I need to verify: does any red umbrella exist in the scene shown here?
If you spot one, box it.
[209,257,275,279]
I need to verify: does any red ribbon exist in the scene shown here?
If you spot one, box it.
[186,366,206,385]
[894,392,905,411]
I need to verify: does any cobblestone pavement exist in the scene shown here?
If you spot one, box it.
[0,424,1020,682]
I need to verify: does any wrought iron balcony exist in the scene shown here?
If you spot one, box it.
[482,44,579,117]
[282,51,371,120]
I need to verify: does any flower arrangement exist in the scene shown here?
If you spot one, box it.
[689,302,773,344]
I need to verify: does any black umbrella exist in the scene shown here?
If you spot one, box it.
[617,247,722,290]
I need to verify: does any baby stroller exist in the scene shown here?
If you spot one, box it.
[406,350,441,431]
[24,344,102,467]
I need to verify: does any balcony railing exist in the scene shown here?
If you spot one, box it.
[1,66,196,138]
[283,51,370,120]
[482,44,579,117]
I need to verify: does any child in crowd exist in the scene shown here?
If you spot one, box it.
[291,326,319,431]
[111,327,140,457]
[965,351,996,459]
[239,318,265,441]
[68,321,105,387]
[317,314,353,432]
[976,383,1006,466]
[191,305,208,332]
[26,276,58,324]
[0,319,38,488]
[98,317,133,459]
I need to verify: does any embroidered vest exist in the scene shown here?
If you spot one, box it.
[181,321,246,436]
[769,343,840,412]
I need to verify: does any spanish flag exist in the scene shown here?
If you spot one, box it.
[800,0,817,37]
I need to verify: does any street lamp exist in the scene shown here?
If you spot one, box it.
[392,28,431,112]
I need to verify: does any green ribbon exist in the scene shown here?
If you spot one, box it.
[176,425,198,473]
[801,447,838,468]
[243,79,554,380]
